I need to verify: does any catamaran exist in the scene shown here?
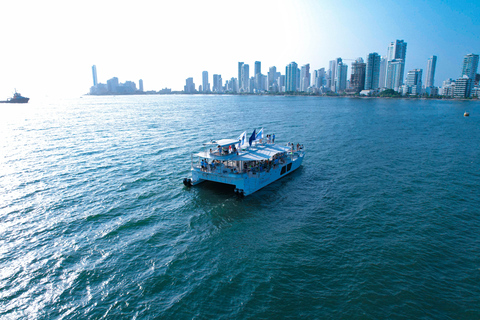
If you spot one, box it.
[183,129,305,196]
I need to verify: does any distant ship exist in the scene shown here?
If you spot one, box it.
[0,90,29,103]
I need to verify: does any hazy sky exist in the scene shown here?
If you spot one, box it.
[0,0,479,98]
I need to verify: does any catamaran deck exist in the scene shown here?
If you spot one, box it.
[185,136,305,196]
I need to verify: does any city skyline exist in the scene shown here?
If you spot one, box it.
[0,0,479,98]
[89,49,477,98]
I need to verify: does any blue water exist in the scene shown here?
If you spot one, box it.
[1,95,479,319]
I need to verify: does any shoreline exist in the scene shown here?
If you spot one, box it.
[85,92,480,102]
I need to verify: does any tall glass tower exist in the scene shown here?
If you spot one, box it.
[92,65,98,86]
[461,53,479,79]
[202,71,209,92]
[255,61,261,76]
[425,56,437,87]
[286,62,298,92]
[365,53,381,90]
[238,62,244,92]
[386,40,407,90]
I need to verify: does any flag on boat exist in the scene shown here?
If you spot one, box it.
[237,131,247,148]
[249,129,256,146]
[255,128,263,141]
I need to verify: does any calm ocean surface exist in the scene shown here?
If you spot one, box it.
[1,95,479,319]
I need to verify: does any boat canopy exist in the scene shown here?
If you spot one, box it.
[195,144,290,161]
[229,145,290,161]
[204,139,240,147]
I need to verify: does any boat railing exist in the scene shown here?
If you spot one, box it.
[194,161,285,177]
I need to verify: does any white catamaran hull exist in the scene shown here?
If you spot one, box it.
[187,151,304,196]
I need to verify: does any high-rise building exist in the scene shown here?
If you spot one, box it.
[406,69,423,94]
[212,74,222,92]
[184,77,195,93]
[336,62,348,92]
[365,53,381,90]
[300,64,310,92]
[227,77,237,92]
[248,77,255,93]
[332,58,347,92]
[386,59,405,92]
[350,58,366,92]
[454,75,473,98]
[285,62,298,92]
[387,40,407,61]
[277,75,286,92]
[314,68,325,89]
[329,59,340,91]
[461,53,479,79]
[385,40,407,91]
[255,61,261,76]
[238,62,244,92]
[254,73,266,92]
[202,71,210,92]
[425,55,437,88]
[92,65,98,86]
[107,77,119,93]
[379,56,387,88]
[139,79,143,92]
[268,66,278,88]
[241,64,249,92]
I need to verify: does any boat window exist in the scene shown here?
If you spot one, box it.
[287,163,292,171]
[280,166,286,175]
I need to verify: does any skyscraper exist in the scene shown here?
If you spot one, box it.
[268,66,277,88]
[386,60,404,91]
[425,55,437,88]
[454,75,473,98]
[184,77,195,93]
[300,64,310,92]
[139,79,143,92]
[461,53,479,79]
[406,69,423,94]
[212,74,222,92]
[241,64,249,92]
[331,58,347,92]
[350,58,366,92]
[107,77,119,93]
[255,61,261,76]
[329,59,340,91]
[238,62,244,92]
[387,40,407,61]
[385,40,407,91]
[314,68,325,89]
[378,56,387,88]
[92,65,98,86]
[335,61,348,92]
[365,53,381,90]
[202,71,210,92]
[286,62,298,92]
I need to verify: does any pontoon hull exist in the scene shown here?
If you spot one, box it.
[189,153,304,196]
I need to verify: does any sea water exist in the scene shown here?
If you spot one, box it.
[1,95,479,319]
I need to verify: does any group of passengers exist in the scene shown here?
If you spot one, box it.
[201,159,238,173]
[201,159,221,172]
[243,152,286,174]
[288,142,304,153]
[200,151,288,175]
[209,145,238,156]
[266,134,275,144]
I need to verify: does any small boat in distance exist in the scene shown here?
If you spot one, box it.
[183,129,305,196]
[0,90,29,103]
[464,111,469,117]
